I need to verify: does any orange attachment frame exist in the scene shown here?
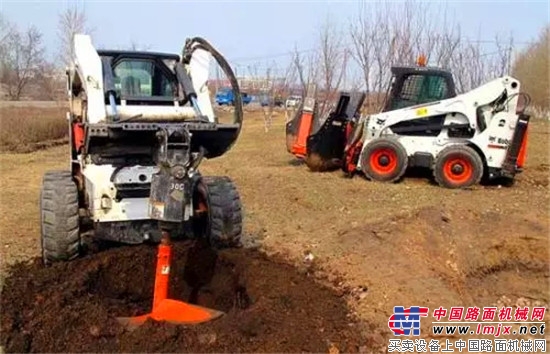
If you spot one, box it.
[291,111,314,158]
[343,122,360,173]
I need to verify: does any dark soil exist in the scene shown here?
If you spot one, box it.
[1,241,368,353]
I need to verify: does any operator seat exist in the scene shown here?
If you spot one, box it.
[121,76,141,96]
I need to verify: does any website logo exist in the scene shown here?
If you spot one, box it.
[388,306,430,336]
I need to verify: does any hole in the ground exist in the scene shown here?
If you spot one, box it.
[1,241,368,353]
[83,241,244,315]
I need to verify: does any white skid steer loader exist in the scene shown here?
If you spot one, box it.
[39,34,246,326]
[287,58,531,189]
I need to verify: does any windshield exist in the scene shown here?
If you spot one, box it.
[113,59,175,98]
[390,74,449,110]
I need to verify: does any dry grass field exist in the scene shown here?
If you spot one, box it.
[0,105,548,352]
[0,106,68,152]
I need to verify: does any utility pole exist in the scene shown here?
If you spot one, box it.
[505,31,514,75]
[216,66,220,91]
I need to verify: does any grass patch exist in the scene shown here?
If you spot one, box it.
[0,106,68,153]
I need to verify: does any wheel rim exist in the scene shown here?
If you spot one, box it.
[443,157,473,184]
[369,148,398,175]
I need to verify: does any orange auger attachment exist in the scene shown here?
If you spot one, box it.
[116,231,224,330]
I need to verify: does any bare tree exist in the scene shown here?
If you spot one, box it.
[349,1,401,112]
[493,33,514,77]
[512,25,549,113]
[57,5,93,68]
[261,64,276,132]
[0,22,46,100]
[448,34,514,93]
[35,61,65,100]
[349,5,374,107]
[291,19,349,121]
[292,45,319,99]
[349,0,516,111]
[260,60,296,132]
[289,47,315,123]
[0,14,15,48]
[317,19,349,118]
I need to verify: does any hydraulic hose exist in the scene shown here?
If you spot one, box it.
[181,37,244,142]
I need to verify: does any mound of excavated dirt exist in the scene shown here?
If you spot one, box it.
[0,241,367,353]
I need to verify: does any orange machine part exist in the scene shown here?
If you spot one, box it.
[343,121,364,174]
[344,121,353,141]
[72,123,85,152]
[152,243,171,309]
[417,54,427,67]
[117,235,223,328]
[517,127,529,169]
[126,299,223,327]
[291,111,314,158]
[343,122,357,172]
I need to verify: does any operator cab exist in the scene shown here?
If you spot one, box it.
[383,65,457,112]
[81,47,242,160]
[378,58,461,139]
[97,50,182,106]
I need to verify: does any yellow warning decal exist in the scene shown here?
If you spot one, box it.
[416,107,428,116]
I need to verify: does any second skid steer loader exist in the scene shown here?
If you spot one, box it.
[286,59,530,189]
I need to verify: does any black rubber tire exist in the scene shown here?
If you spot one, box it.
[499,177,515,188]
[40,170,81,264]
[193,176,243,249]
[361,137,408,183]
[434,145,484,189]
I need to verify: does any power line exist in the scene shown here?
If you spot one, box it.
[228,37,534,65]
[224,47,515,81]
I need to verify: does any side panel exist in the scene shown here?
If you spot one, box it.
[73,34,106,124]
[470,111,520,169]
